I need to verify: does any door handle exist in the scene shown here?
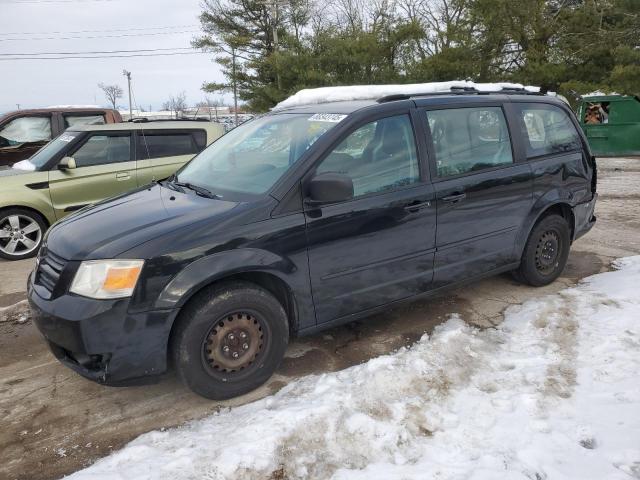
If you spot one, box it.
[116,172,130,181]
[441,192,466,204]
[404,200,432,212]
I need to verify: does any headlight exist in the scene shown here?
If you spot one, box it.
[70,260,144,299]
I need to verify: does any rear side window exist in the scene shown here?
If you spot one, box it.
[136,131,202,159]
[193,130,207,149]
[514,103,582,158]
[64,115,105,128]
[426,106,513,178]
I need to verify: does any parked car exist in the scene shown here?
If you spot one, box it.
[0,107,122,168]
[576,94,640,156]
[0,121,223,260]
[28,87,597,400]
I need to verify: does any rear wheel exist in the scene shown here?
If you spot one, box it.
[0,208,46,260]
[171,281,289,400]
[514,214,570,286]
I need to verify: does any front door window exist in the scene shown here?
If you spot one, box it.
[72,134,131,167]
[316,114,420,197]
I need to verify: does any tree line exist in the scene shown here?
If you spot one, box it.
[193,0,640,112]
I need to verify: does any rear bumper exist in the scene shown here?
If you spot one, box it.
[28,274,178,385]
[573,193,597,241]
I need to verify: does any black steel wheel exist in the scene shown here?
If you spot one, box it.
[513,214,570,287]
[171,281,289,400]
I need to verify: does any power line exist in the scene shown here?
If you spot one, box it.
[0,30,200,42]
[1,0,116,3]
[0,51,208,60]
[0,24,199,36]
[0,47,193,56]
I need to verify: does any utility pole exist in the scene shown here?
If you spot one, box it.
[16,104,20,110]
[122,69,132,119]
[270,0,282,91]
[231,46,238,127]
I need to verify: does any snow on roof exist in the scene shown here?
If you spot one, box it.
[273,81,541,110]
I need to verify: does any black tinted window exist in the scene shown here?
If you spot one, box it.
[193,130,207,149]
[136,132,199,159]
[515,103,582,158]
[72,134,131,167]
[426,107,513,177]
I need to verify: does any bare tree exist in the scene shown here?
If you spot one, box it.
[98,83,123,110]
[162,91,188,119]
[196,96,225,121]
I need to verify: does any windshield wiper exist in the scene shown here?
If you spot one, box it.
[161,176,185,193]
[173,180,219,199]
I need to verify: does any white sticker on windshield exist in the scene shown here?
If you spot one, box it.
[58,134,76,143]
[308,113,347,123]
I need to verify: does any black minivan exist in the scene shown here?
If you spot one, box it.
[28,88,597,399]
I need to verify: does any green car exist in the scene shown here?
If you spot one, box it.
[0,121,224,260]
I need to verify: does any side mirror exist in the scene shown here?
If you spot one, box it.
[305,172,354,206]
[58,156,76,170]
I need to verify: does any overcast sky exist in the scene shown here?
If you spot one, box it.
[0,0,225,113]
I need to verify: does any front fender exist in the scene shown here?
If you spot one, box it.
[154,248,298,310]
[0,187,56,225]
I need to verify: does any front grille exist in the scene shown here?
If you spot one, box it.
[36,249,67,294]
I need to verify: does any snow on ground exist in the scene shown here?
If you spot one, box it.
[273,81,541,110]
[68,258,640,480]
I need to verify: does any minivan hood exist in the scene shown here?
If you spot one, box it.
[46,184,242,260]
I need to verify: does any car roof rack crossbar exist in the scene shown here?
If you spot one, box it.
[377,86,544,103]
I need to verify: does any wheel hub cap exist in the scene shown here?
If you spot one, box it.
[0,214,41,257]
[535,230,560,274]
[204,312,263,372]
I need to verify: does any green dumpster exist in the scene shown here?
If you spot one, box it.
[577,94,640,156]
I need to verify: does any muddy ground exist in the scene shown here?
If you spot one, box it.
[1,157,639,480]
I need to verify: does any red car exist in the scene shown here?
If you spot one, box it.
[0,107,122,167]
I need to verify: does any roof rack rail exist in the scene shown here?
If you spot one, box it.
[377,86,544,103]
[127,117,210,123]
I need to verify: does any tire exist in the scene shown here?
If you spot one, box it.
[514,214,571,287]
[171,281,289,400]
[0,208,47,261]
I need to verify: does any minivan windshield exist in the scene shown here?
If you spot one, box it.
[176,113,344,195]
[12,132,80,171]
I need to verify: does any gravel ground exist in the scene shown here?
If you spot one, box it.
[1,157,639,480]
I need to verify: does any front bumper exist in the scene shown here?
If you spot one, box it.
[28,274,178,386]
[573,193,598,241]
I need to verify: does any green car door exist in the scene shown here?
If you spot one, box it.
[135,129,206,185]
[48,131,138,217]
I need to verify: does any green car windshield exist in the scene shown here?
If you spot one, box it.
[176,113,344,195]
[21,132,81,170]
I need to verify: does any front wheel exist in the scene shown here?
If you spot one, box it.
[514,214,571,287]
[171,281,289,400]
[0,208,46,260]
